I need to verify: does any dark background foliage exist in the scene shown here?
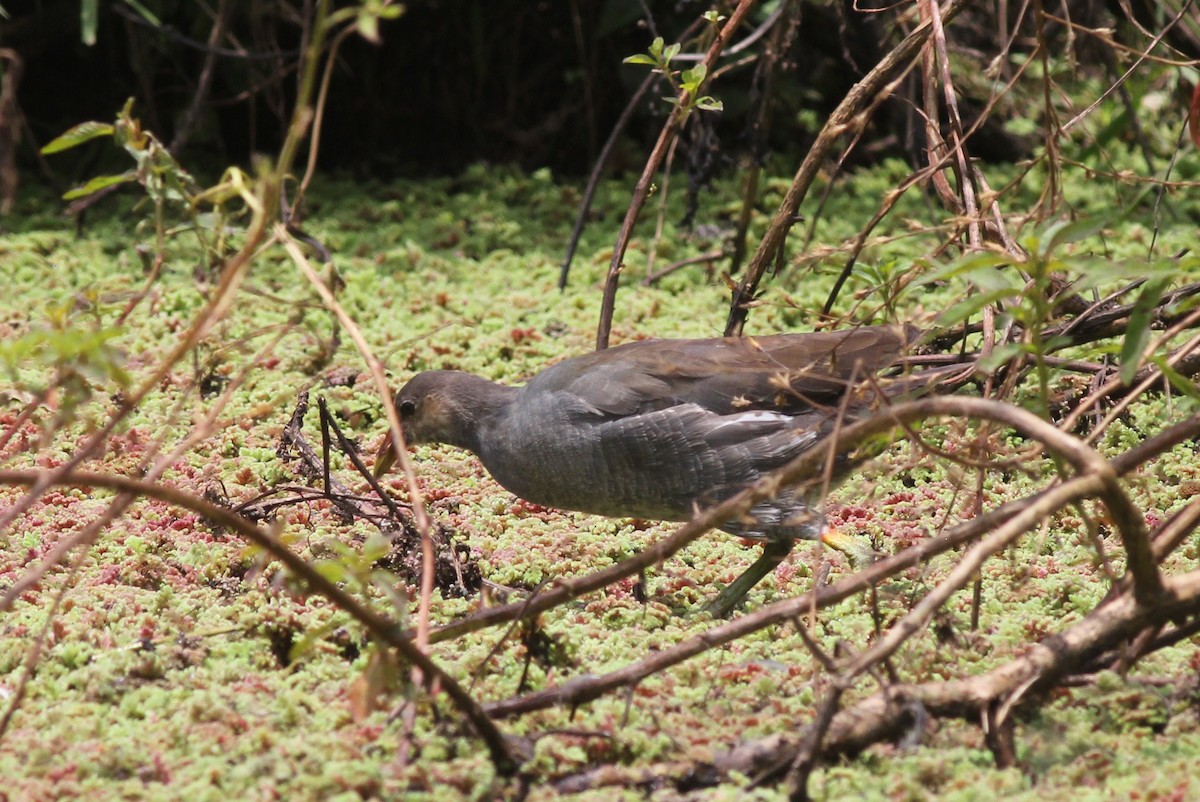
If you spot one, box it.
[12,0,1184,183]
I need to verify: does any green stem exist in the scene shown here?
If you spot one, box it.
[276,0,332,193]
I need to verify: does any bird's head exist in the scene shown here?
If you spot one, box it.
[373,370,508,477]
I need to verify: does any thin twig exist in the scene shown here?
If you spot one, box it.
[597,0,757,349]
[0,468,520,775]
[726,0,971,336]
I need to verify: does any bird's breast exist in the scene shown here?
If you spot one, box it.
[471,397,824,522]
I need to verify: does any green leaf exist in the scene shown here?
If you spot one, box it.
[289,621,337,663]
[62,171,137,201]
[1035,216,1111,259]
[42,121,115,154]
[1041,334,1075,354]
[371,569,413,614]
[623,54,657,65]
[314,559,349,584]
[695,97,724,112]
[81,0,98,45]
[1152,356,1200,402]
[361,532,391,562]
[119,0,161,26]
[934,287,1018,328]
[1066,254,1183,292]
[919,252,1016,287]
[1119,277,1169,385]
[977,342,1028,375]
[663,42,681,62]
[682,63,707,89]
[358,11,380,43]
[649,36,664,58]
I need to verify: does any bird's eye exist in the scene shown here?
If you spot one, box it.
[399,399,417,417]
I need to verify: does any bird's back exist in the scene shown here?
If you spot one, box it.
[528,324,920,418]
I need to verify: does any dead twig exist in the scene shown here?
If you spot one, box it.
[480,397,1192,719]
[0,468,522,775]
[725,0,971,336]
[597,0,757,349]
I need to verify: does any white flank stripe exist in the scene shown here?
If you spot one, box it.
[705,410,792,435]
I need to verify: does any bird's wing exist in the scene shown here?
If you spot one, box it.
[581,401,828,517]
[530,324,918,418]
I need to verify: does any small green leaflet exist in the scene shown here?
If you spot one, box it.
[41,121,115,154]
[1119,277,1170,385]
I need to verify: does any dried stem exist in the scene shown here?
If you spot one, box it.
[597,0,757,349]
[0,469,519,775]
[725,0,970,336]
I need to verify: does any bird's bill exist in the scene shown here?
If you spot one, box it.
[373,435,398,479]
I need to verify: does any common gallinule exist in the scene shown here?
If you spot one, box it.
[375,324,946,615]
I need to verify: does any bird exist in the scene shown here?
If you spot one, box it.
[374,324,952,616]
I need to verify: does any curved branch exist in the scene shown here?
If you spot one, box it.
[725,0,971,335]
[482,471,1102,719]
[0,469,520,775]
[481,395,1176,718]
[0,178,272,536]
[718,569,1200,782]
[894,397,1159,602]
[672,2,786,62]
[432,395,1172,648]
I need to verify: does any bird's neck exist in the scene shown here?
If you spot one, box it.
[447,376,520,454]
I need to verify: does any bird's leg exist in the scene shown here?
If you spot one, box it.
[703,539,794,618]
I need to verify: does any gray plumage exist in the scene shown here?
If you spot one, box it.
[380,324,933,542]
